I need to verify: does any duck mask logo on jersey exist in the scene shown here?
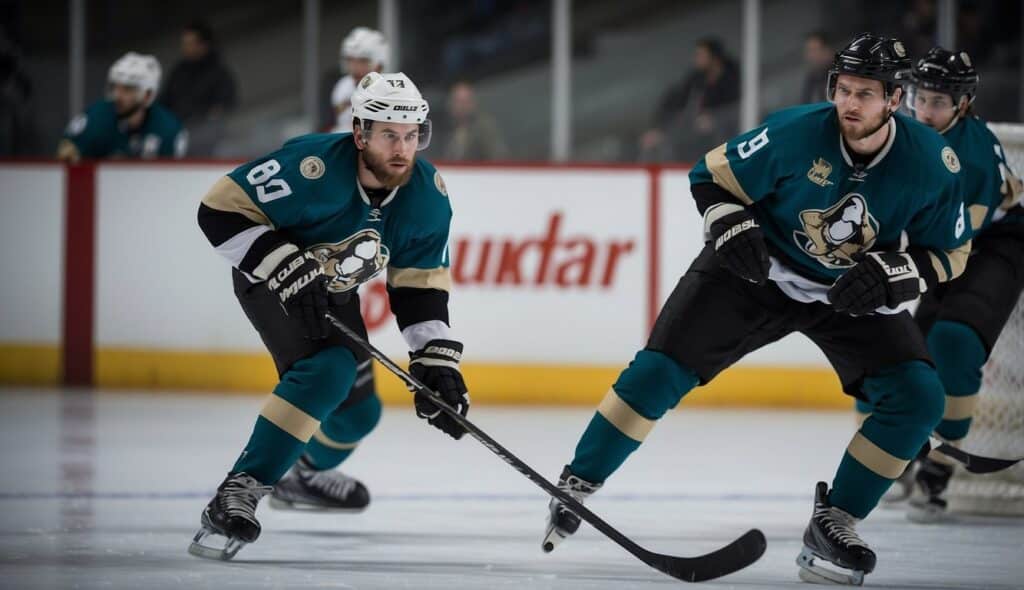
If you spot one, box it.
[793,193,878,268]
[310,229,390,293]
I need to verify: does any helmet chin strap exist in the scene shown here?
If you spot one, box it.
[938,113,960,134]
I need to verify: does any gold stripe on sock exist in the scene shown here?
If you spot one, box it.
[312,428,359,450]
[260,394,320,442]
[943,394,978,421]
[847,432,910,480]
[596,388,656,443]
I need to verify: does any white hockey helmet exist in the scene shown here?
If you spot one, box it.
[352,72,431,150]
[107,52,161,105]
[340,27,388,70]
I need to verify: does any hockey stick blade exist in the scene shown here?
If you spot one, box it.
[326,313,766,582]
[929,436,1023,474]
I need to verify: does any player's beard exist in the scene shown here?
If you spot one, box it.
[839,108,890,141]
[361,148,415,189]
[114,101,145,121]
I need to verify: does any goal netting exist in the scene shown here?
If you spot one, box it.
[947,122,1024,516]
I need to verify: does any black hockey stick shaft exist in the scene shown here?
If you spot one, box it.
[928,436,1023,474]
[326,313,766,583]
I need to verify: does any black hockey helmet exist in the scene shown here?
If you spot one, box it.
[911,46,979,104]
[827,33,912,99]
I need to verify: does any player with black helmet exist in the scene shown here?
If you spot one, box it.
[540,33,971,586]
[861,47,1024,521]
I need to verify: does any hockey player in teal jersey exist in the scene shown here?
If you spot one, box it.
[541,34,972,586]
[859,47,1024,520]
[57,52,187,162]
[190,72,470,560]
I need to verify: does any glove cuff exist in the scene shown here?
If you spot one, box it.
[866,251,926,302]
[703,202,746,241]
[410,339,463,370]
[252,242,300,280]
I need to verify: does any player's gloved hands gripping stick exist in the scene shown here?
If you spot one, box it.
[266,248,331,339]
[704,202,771,285]
[410,339,470,439]
[828,251,925,315]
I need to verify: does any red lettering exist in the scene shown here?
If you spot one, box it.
[601,240,635,287]
[494,212,562,285]
[495,240,525,285]
[555,238,596,287]
[452,239,491,284]
[360,280,391,332]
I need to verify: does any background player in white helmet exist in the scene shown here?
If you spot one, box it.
[57,52,187,162]
[330,27,389,133]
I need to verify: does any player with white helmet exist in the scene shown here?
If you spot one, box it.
[58,52,187,161]
[330,27,389,133]
[191,71,463,560]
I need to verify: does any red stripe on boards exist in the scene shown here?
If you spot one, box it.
[63,163,96,386]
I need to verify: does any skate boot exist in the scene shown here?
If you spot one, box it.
[189,472,272,561]
[541,465,602,553]
[269,457,370,512]
[907,456,954,524]
[796,481,876,586]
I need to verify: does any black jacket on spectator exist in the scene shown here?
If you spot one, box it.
[160,51,237,124]
[653,61,740,130]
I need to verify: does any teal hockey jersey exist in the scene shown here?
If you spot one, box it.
[202,133,452,301]
[62,99,187,159]
[941,115,1022,232]
[690,102,971,287]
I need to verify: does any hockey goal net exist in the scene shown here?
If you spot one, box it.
[947,122,1024,516]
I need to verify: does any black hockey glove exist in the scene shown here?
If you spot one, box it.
[704,202,770,285]
[266,249,331,339]
[410,339,470,440]
[828,252,925,316]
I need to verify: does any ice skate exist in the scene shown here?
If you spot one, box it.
[541,465,602,553]
[796,482,876,585]
[907,456,955,524]
[269,457,370,512]
[188,472,272,561]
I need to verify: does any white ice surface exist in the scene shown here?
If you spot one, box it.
[0,388,1021,589]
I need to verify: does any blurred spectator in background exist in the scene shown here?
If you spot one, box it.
[801,31,834,104]
[159,20,237,156]
[57,52,186,162]
[0,30,36,156]
[900,0,937,58]
[441,80,506,161]
[638,37,739,162]
[330,27,388,133]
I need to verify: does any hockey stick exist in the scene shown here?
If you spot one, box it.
[326,312,766,583]
[928,436,1023,474]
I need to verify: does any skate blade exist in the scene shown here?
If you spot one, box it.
[796,546,864,586]
[541,525,570,553]
[268,496,367,513]
[187,527,247,561]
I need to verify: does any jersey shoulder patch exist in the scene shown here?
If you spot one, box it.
[941,146,961,173]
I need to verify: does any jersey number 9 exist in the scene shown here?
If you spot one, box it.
[246,159,293,203]
[737,129,770,160]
